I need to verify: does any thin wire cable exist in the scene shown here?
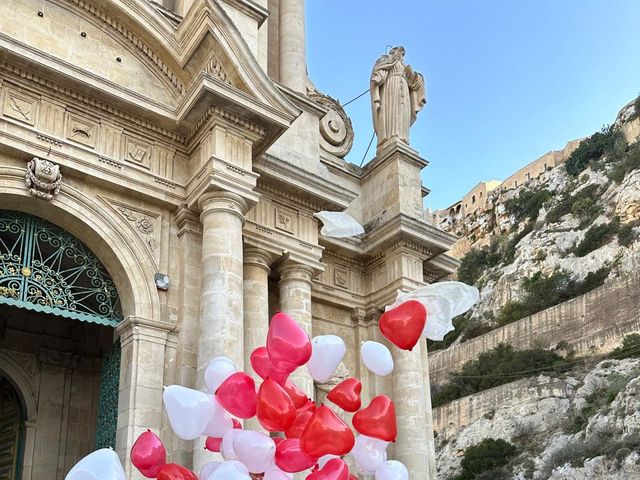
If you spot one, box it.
[443,342,640,380]
[342,88,370,107]
[359,132,375,167]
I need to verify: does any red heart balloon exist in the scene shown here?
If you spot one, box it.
[215,372,257,419]
[204,436,221,453]
[306,458,350,480]
[297,399,316,414]
[250,346,289,385]
[267,312,312,373]
[379,300,427,351]
[131,429,166,478]
[285,405,316,439]
[284,379,310,409]
[349,475,358,480]
[300,405,355,458]
[327,378,362,412]
[352,395,397,442]
[257,378,296,432]
[275,438,317,473]
[232,418,242,429]
[156,463,198,480]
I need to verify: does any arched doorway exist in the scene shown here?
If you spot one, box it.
[0,378,24,480]
[0,210,124,477]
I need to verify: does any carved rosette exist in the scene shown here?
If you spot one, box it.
[25,157,62,201]
[308,89,354,158]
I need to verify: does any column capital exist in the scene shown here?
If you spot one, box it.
[244,247,275,273]
[198,190,248,225]
[116,316,177,346]
[275,253,317,286]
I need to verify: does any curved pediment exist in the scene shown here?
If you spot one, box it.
[0,0,183,109]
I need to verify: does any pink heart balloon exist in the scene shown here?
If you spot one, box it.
[131,430,167,478]
[306,458,350,480]
[215,372,257,419]
[250,346,289,385]
[267,312,312,373]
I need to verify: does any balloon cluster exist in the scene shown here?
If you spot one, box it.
[65,281,478,480]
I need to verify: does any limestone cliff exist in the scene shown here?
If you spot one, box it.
[435,358,640,480]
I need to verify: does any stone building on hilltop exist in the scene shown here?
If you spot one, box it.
[0,0,457,478]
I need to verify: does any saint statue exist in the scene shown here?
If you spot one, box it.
[370,46,426,147]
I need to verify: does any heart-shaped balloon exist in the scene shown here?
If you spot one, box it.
[205,437,222,453]
[352,396,397,442]
[216,372,258,419]
[327,378,362,412]
[203,396,234,438]
[284,379,309,409]
[300,405,355,458]
[285,405,316,439]
[204,356,237,394]
[251,346,289,385]
[374,460,408,480]
[131,430,166,478]
[267,312,312,373]
[233,430,276,474]
[156,463,198,480]
[379,300,426,351]
[257,378,296,432]
[307,335,346,383]
[163,385,214,440]
[275,438,317,473]
[306,458,350,480]
[65,448,126,480]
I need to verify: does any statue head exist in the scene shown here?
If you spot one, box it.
[389,46,406,59]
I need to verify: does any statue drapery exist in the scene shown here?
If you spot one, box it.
[370,46,426,147]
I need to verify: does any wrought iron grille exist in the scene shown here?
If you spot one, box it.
[96,339,121,449]
[0,210,123,326]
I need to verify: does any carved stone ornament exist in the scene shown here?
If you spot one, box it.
[308,87,354,158]
[25,157,62,200]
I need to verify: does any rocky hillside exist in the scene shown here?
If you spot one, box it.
[431,98,640,349]
[435,357,640,480]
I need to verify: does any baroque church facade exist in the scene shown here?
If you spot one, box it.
[0,0,457,478]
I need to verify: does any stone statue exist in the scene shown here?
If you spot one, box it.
[370,46,426,147]
[25,157,62,200]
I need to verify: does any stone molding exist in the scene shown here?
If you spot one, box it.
[243,247,274,273]
[175,204,202,237]
[275,254,318,287]
[116,316,177,346]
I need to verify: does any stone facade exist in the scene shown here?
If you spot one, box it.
[0,1,457,479]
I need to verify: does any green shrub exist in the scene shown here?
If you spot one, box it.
[542,432,640,477]
[574,220,620,257]
[545,184,601,225]
[504,189,552,223]
[618,222,639,246]
[452,438,518,480]
[565,126,624,176]
[610,334,640,359]
[495,268,610,327]
[458,243,501,285]
[432,344,567,407]
[607,140,640,183]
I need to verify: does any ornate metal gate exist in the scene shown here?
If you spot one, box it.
[0,210,123,326]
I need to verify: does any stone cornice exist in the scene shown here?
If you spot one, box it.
[361,140,428,181]
[0,62,185,144]
[255,154,358,211]
[175,204,202,237]
[217,0,270,26]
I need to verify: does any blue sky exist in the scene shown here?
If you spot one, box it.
[305,1,640,210]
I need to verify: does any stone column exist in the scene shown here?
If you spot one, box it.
[278,0,307,92]
[277,258,314,397]
[196,191,247,380]
[116,318,172,480]
[243,247,272,431]
[421,343,437,480]
[194,191,247,470]
[392,342,429,475]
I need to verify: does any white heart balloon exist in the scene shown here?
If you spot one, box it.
[375,460,409,480]
[351,435,389,474]
[264,465,295,479]
[203,395,234,437]
[200,461,222,480]
[205,356,237,393]
[221,428,243,461]
[307,335,346,383]
[163,385,214,440]
[65,448,125,480]
[234,430,276,474]
[209,460,251,480]
[360,341,394,376]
